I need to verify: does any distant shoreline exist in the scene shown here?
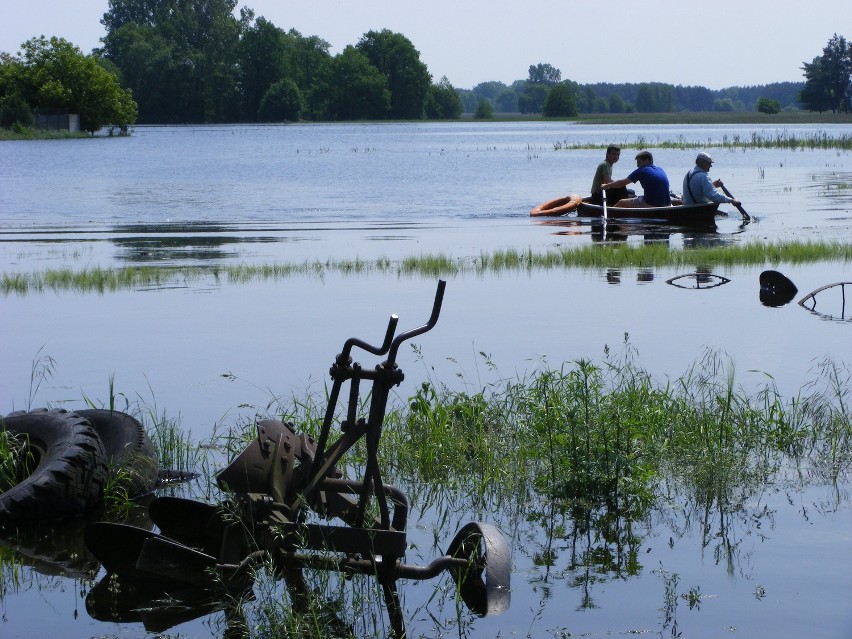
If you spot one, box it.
[467,111,852,125]
[3,111,851,140]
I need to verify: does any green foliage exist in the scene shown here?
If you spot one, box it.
[258,79,302,122]
[0,431,31,494]
[308,46,390,120]
[635,82,674,113]
[756,96,781,115]
[101,0,241,123]
[425,76,462,119]
[518,83,548,114]
[473,98,493,119]
[800,33,852,113]
[0,94,34,128]
[0,36,136,133]
[385,348,852,514]
[542,81,579,117]
[356,29,430,119]
[527,62,562,86]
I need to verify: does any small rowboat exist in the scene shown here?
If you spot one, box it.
[576,198,720,226]
[531,194,721,227]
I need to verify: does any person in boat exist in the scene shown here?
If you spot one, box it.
[683,152,741,207]
[589,145,629,205]
[601,150,671,207]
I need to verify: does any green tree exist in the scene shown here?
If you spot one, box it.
[424,76,462,119]
[474,98,493,119]
[527,63,561,86]
[258,78,302,121]
[542,81,578,117]
[101,0,243,122]
[280,30,331,94]
[518,83,548,114]
[472,80,507,100]
[238,16,289,120]
[800,34,852,113]
[713,98,735,111]
[356,29,430,119]
[308,46,390,120]
[0,93,34,129]
[756,96,781,115]
[5,36,136,132]
[102,22,200,122]
[608,93,627,114]
[636,82,674,112]
[495,88,518,113]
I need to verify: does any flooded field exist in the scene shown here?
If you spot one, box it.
[1,122,851,638]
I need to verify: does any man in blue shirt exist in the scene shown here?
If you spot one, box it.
[603,150,671,207]
[683,152,741,206]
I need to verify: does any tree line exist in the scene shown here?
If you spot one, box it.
[0,1,849,131]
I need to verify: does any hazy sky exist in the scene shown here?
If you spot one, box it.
[2,0,850,90]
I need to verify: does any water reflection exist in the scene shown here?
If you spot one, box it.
[798,281,852,321]
[667,271,732,290]
[539,217,746,248]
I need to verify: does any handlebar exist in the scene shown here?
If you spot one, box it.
[387,280,445,364]
[337,280,446,364]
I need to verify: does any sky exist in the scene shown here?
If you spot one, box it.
[2,0,850,90]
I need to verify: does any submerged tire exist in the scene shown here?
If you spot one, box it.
[75,409,158,496]
[0,408,109,524]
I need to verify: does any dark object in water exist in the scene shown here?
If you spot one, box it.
[759,270,798,307]
[798,281,852,321]
[666,272,731,290]
[83,281,511,639]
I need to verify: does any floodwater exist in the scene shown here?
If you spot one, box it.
[0,122,851,638]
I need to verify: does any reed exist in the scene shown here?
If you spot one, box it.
[4,241,850,295]
[0,431,29,494]
[553,129,852,152]
[383,347,852,511]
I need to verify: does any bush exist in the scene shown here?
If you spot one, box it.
[0,95,34,129]
[474,98,493,119]
[259,79,302,122]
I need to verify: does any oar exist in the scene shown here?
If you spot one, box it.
[719,183,750,221]
[601,188,608,221]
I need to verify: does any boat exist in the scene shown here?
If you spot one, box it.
[577,197,720,226]
[531,194,721,226]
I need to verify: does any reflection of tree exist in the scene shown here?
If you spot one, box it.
[657,453,778,580]
[524,494,650,611]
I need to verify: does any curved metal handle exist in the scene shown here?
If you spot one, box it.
[341,314,399,360]
[386,280,446,364]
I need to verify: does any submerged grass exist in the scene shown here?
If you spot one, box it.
[3,240,851,295]
[3,345,850,637]
[553,129,852,152]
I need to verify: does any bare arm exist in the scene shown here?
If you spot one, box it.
[601,177,632,190]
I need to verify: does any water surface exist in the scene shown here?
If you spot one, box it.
[1,122,850,639]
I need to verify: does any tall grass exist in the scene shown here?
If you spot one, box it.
[4,241,851,295]
[383,346,852,513]
[552,129,852,151]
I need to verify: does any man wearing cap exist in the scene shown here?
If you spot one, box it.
[683,152,741,206]
[601,150,671,208]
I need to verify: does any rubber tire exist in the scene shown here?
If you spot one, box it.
[75,409,159,496]
[0,408,109,524]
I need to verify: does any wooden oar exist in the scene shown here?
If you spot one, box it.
[719,183,750,221]
[601,188,608,221]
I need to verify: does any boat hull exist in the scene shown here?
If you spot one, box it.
[576,197,720,226]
